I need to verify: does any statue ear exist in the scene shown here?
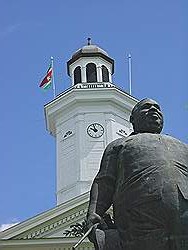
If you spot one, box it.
[130,115,133,124]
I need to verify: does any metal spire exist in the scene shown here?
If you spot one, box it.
[87,37,91,45]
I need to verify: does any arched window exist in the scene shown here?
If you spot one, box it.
[86,63,97,83]
[74,66,82,84]
[102,65,109,82]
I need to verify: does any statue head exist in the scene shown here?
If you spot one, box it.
[130,98,164,134]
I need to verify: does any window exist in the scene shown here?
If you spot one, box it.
[102,65,109,82]
[86,63,97,82]
[74,66,81,84]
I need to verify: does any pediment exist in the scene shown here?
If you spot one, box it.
[0,192,89,241]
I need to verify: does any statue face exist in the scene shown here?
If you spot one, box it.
[131,99,164,134]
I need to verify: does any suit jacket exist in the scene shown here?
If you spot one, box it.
[95,133,188,249]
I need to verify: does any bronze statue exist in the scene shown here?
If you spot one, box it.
[86,98,188,250]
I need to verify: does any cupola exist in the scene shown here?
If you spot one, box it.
[67,38,114,85]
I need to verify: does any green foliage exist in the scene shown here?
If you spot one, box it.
[63,221,87,237]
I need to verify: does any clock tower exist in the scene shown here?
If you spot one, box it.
[45,41,137,205]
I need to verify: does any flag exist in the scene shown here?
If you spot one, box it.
[39,63,53,89]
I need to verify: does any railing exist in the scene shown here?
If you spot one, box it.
[74,82,114,89]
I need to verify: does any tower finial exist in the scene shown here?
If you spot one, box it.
[87,37,91,45]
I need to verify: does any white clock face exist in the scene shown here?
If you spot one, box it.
[87,123,104,138]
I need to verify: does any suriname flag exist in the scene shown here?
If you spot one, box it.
[39,63,53,89]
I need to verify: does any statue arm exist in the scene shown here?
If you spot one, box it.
[86,179,115,236]
[87,138,123,226]
[88,177,115,217]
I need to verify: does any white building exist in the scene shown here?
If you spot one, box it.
[0,41,137,250]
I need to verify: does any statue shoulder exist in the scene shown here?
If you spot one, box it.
[105,137,125,154]
[162,134,188,147]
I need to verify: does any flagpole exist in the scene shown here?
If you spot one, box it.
[128,53,132,96]
[51,56,56,98]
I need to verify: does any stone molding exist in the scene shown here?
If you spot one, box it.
[17,207,88,240]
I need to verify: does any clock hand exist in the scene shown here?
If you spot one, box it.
[90,127,98,132]
[92,124,98,132]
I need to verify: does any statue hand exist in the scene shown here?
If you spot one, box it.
[86,213,102,243]
[86,212,102,229]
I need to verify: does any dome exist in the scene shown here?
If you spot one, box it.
[67,43,114,76]
[72,44,109,58]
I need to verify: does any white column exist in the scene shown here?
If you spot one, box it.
[82,66,87,83]
[97,66,102,82]
[71,72,74,86]
[109,71,112,83]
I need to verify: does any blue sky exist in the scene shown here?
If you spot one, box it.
[0,0,187,229]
